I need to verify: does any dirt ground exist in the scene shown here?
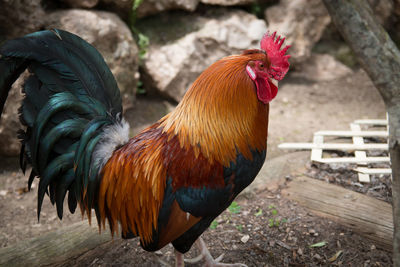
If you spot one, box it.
[0,60,391,266]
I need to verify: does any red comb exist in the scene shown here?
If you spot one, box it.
[260,31,291,81]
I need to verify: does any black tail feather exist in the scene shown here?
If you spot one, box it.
[28,170,36,191]
[0,29,126,222]
[68,186,78,214]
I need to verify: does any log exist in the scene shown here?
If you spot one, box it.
[282,176,393,251]
[0,221,113,266]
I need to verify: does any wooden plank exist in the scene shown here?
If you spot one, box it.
[311,135,323,162]
[278,143,388,150]
[356,167,392,174]
[350,124,368,165]
[315,156,390,164]
[358,173,371,183]
[282,176,393,251]
[351,123,369,182]
[0,221,113,266]
[315,130,388,137]
[353,119,388,125]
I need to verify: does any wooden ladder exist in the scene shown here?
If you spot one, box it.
[279,119,390,183]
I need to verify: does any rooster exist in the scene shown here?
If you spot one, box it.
[0,29,290,266]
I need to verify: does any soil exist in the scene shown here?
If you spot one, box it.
[65,189,392,267]
[0,62,392,266]
[306,161,392,204]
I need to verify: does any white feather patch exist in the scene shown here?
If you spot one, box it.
[92,117,130,172]
[246,65,256,80]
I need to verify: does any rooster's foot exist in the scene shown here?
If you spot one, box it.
[185,237,247,267]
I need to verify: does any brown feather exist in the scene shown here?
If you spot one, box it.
[157,201,201,248]
[97,51,270,246]
[99,124,167,244]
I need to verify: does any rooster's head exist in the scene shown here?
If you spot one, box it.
[245,31,291,104]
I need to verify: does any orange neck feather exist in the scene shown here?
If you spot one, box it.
[160,53,270,166]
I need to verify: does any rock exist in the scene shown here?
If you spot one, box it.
[46,9,140,108]
[297,247,303,255]
[309,229,316,235]
[100,0,199,19]
[394,0,400,16]
[139,10,267,102]
[265,0,331,65]
[98,0,135,20]
[0,72,27,156]
[60,0,99,8]
[137,0,199,17]
[240,234,250,243]
[201,0,254,5]
[241,151,310,195]
[0,0,45,40]
[313,253,322,260]
[367,0,394,27]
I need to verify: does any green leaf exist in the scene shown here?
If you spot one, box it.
[138,33,149,49]
[254,209,263,216]
[236,224,243,232]
[228,201,241,214]
[309,241,328,248]
[136,80,146,95]
[210,220,218,230]
[133,0,144,10]
[137,33,150,60]
[268,218,274,227]
[328,250,343,262]
[268,204,275,209]
[271,209,278,216]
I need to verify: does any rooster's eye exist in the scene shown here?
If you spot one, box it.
[259,63,264,68]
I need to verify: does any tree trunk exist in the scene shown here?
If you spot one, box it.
[321,0,400,263]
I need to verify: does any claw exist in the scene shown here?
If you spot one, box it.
[158,257,172,267]
[184,253,204,263]
[215,253,224,262]
[174,237,247,267]
[194,237,248,267]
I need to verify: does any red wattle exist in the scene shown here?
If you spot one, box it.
[255,78,277,104]
[268,80,278,99]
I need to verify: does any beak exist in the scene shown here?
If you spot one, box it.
[270,78,278,88]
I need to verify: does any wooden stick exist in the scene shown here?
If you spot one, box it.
[315,157,389,164]
[278,143,388,150]
[351,123,370,182]
[310,135,323,162]
[355,167,392,175]
[314,130,388,137]
[353,119,388,125]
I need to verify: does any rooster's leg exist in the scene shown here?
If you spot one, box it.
[175,249,184,267]
[185,237,247,267]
